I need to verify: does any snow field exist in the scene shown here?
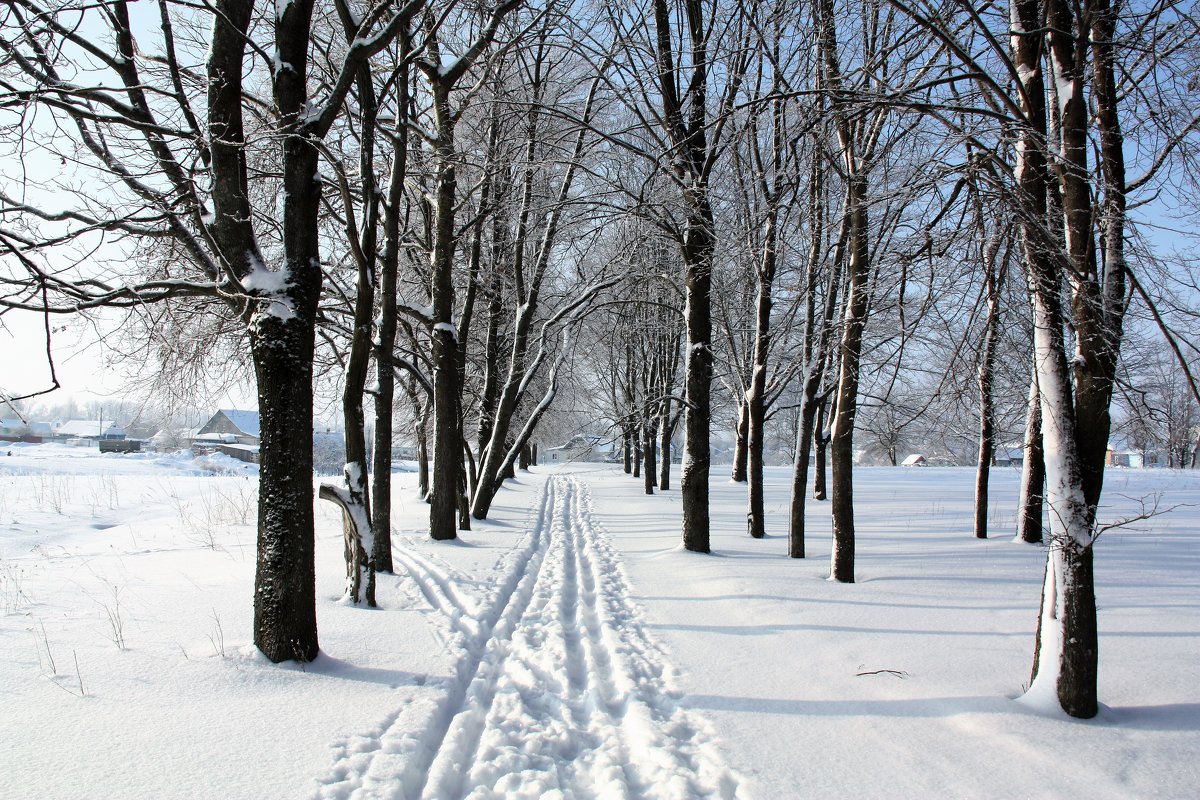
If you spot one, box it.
[3,445,1199,799]
[589,464,1200,798]
[317,475,737,799]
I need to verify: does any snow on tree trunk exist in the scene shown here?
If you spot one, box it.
[318,469,374,607]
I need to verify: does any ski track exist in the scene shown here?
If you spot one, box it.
[313,475,738,800]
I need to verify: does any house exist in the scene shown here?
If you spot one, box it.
[993,444,1024,467]
[56,419,127,441]
[0,418,44,442]
[901,453,927,467]
[542,435,612,464]
[195,409,260,446]
[192,409,260,461]
[190,409,354,469]
[27,421,53,439]
[1106,437,1162,469]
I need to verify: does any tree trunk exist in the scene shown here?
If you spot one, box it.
[658,396,673,490]
[1025,287,1098,718]
[1020,0,1131,718]
[974,230,1005,540]
[643,416,657,495]
[252,0,325,661]
[1017,363,1045,544]
[1012,0,1050,548]
[251,317,319,663]
[813,398,829,501]
[428,86,462,541]
[680,199,715,554]
[829,175,869,584]
[318,480,373,606]
[789,396,819,559]
[632,430,642,479]
[648,0,719,555]
[409,378,430,501]
[731,398,748,483]
[746,250,774,539]
[334,265,375,602]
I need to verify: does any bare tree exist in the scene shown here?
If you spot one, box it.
[602,0,751,552]
[0,0,421,661]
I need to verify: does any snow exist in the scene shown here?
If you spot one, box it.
[2,447,1199,799]
[398,298,434,321]
[242,254,296,322]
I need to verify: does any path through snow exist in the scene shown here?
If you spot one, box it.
[314,475,738,800]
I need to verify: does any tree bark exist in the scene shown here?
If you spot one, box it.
[731,398,748,483]
[427,85,463,542]
[829,175,869,584]
[813,398,830,501]
[658,394,674,490]
[370,40,413,575]
[251,317,319,662]
[974,229,1005,540]
[1016,362,1045,544]
[643,413,657,495]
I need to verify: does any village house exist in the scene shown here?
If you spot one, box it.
[192,409,261,463]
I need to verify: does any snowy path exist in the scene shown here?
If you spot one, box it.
[314,475,738,800]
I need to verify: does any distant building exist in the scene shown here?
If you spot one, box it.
[56,419,126,441]
[0,418,39,442]
[993,444,1024,467]
[195,409,260,446]
[191,409,352,470]
[1106,437,1162,469]
[543,435,613,464]
[901,453,927,467]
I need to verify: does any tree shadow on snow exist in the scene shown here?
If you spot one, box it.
[304,653,433,689]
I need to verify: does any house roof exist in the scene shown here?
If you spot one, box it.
[215,409,260,437]
[57,420,125,438]
[994,446,1023,461]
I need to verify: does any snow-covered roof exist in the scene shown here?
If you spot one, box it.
[216,409,260,437]
[901,453,927,466]
[994,446,1023,462]
[57,420,125,438]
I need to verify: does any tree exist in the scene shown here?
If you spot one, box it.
[407,0,522,540]
[0,0,420,661]
[468,24,615,519]
[603,0,751,553]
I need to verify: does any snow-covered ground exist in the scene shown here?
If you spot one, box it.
[2,442,1198,798]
